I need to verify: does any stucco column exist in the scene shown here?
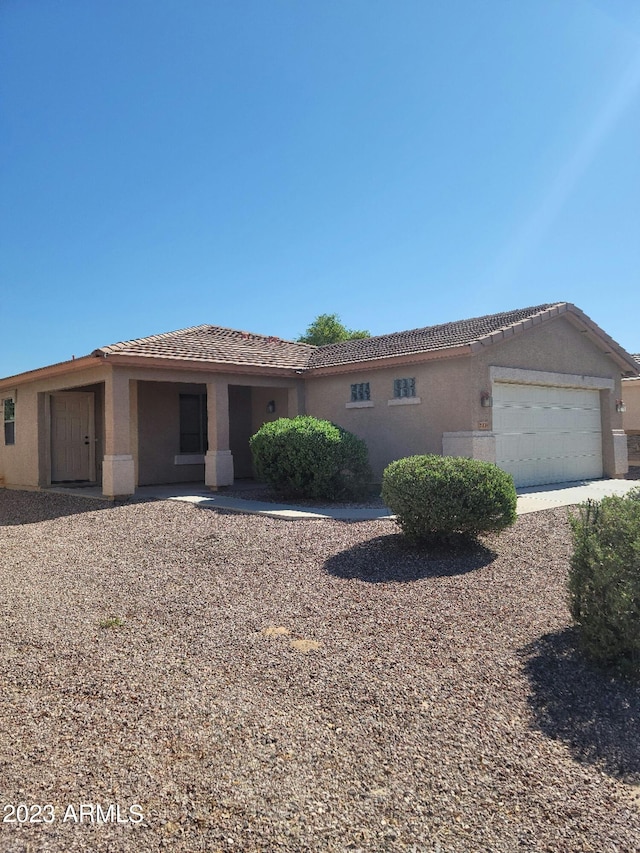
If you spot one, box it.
[102,370,136,498]
[205,380,234,489]
[287,382,305,418]
[609,430,629,478]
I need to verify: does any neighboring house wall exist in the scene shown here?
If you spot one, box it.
[305,357,473,479]
[622,378,640,462]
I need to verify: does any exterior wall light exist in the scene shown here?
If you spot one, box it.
[266,400,276,414]
[616,399,627,413]
[480,391,493,408]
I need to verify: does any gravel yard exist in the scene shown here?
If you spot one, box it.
[1,490,639,853]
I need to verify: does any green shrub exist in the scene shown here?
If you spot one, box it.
[568,488,640,675]
[381,454,517,542]
[249,416,371,501]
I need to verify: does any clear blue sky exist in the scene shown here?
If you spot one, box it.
[2,0,639,377]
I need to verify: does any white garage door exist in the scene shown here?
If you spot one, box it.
[493,383,603,487]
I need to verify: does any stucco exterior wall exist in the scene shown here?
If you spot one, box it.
[622,379,640,432]
[137,381,207,485]
[251,387,290,433]
[0,365,108,490]
[471,316,626,477]
[136,377,300,485]
[473,316,623,398]
[305,357,473,480]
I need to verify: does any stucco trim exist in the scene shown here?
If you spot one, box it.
[489,366,614,391]
[345,401,374,409]
[174,454,205,465]
[0,355,103,393]
[442,431,497,464]
[101,353,305,379]
[387,397,422,406]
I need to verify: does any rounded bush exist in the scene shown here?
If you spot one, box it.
[568,488,640,675]
[381,454,517,541]
[249,416,371,501]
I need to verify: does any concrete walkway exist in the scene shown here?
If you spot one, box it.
[47,478,639,520]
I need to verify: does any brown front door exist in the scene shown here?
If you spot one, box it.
[51,392,96,482]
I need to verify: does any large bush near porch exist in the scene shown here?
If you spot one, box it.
[382,455,517,542]
[249,416,371,500]
[568,489,640,676]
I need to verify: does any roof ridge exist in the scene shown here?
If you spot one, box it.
[95,324,212,354]
[314,302,563,352]
[96,323,316,354]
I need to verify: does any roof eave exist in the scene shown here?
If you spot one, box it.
[0,354,104,392]
[305,344,473,375]
[470,302,640,376]
[99,352,307,377]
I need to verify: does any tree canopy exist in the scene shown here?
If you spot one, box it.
[297,313,371,346]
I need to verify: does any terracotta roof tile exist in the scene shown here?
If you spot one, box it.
[95,325,313,370]
[307,303,563,368]
[92,303,630,373]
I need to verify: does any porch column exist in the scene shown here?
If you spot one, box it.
[103,370,136,498]
[287,382,305,417]
[205,380,234,489]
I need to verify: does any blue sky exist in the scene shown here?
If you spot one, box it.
[2,0,639,377]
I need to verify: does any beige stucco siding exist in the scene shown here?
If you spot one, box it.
[228,386,292,478]
[622,379,640,432]
[473,316,624,389]
[136,377,301,485]
[0,365,108,490]
[623,379,640,463]
[250,387,290,433]
[137,381,207,485]
[305,357,473,479]
[472,316,626,478]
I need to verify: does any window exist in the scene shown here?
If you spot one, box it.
[179,394,207,453]
[3,398,15,446]
[350,382,370,402]
[394,377,416,398]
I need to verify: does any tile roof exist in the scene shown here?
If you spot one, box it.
[95,325,313,370]
[307,303,562,368]
[91,303,635,374]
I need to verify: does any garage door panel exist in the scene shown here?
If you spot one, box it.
[493,383,603,487]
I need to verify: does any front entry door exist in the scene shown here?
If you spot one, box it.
[51,392,96,482]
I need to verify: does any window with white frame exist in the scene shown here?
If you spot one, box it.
[350,382,370,402]
[3,397,15,445]
[393,377,416,398]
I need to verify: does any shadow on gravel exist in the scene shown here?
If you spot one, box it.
[324,533,497,582]
[521,628,640,783]
[0,490,112,526]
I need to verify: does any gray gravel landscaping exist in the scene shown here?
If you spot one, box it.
[1,489,639,852]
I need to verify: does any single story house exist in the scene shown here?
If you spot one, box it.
[622,355,640,466]
[1,302,638,498]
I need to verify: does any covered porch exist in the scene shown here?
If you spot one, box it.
[45,369,304,499]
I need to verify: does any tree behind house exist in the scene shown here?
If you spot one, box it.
[297,313,370,346]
